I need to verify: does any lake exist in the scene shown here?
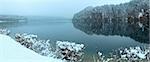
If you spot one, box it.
[0,16,148,55]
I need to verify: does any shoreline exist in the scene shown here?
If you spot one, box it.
[0,34,65,62]
[0,29,149,62]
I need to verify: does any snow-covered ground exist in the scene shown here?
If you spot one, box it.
[0,34,65,62]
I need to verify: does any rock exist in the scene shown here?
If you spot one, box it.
[15,33,53,57]
[0,29,10,35]
[56,41,84,62]
[119,47,150,60]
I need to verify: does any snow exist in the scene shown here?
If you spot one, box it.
[56,41,84,52]
[138,12,143,18]
[15,33,55,57]
[136,53,146,59]
[15,33,85,61]
[0,29,10,35]
[120,46,149,60]
[56,41,84,61]
[98,52,102,56]
[138,22,143,28]
[97,46,150,61]
[0,34,65,62]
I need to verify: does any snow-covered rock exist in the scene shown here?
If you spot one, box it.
[97,51,114,62]
[56,41,84,62]
[97,46,150,62]
[119,46,150,60]
[98,52,102,56]
[15,33,86,62]
[138,12,143,18]
[0,34,65,62]
[15,33,54,57]
[0,29,10,35]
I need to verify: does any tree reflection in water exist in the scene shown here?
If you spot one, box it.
[72,17,149,44]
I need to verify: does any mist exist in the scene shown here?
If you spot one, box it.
[0,0,131,18]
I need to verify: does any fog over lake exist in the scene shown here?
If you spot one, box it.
[0,0,131,18]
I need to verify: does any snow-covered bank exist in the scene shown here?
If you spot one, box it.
[15,33,54,57]
[1,31,149,62]
[119,47,150,59]
[97,46,150,62]
[0,29,10,35]
[15,33,85,62]
[0,34,65,62]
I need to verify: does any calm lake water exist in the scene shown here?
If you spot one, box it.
[0,16,148,55]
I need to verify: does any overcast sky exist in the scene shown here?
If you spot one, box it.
[0,0,131,18]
